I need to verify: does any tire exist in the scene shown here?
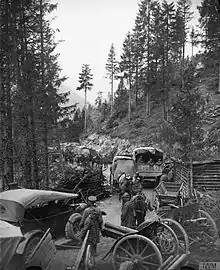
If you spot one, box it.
[65,213,82,241]
[119,261,134,270]
[23,235,42,264]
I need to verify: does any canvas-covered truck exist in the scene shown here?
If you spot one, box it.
[132,147,164,188]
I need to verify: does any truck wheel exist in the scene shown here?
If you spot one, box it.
[65,213,82,241]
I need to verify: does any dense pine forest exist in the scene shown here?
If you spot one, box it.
[0,0,220,189]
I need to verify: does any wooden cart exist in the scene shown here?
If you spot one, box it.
[155,181,186,207]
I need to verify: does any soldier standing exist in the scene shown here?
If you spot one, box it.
[79,196,103,256]
[120,193,136,229]
[79,196,102,229]
[132,192,147,226]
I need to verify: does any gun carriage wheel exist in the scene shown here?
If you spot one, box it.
[151,222,179,259]
[161,218,189,254]
[186,209,218,246]
[112,234,162,270]
[138,221,179,261]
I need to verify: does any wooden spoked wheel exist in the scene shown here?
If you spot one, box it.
[186,209,218,246]
[162,218,189,254]
[151,222,179,260]
[112,234,163,270]
[84,244,95,270]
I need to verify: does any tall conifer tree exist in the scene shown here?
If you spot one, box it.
[106,43,118,114]
[76,64,93,130]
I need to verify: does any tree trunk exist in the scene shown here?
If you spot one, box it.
[18,0,32,188]
[145,90,150,115]
[40,0,48,188]
[0,83,6,191]
[57,123,65,180]
[135,60,139,108]
[0,1,5,190]
[5,65,14,185]
[146,0,151,115]
[218,62,220,93]
[111,72,114,114]
[84,87,87,129]
[21,0,39,188]
[162,53,168,121]
[128,33,132,123]
[44,123,49,188]
[128,77,132,123]
[5,0,14,185]
[24,133,32,188]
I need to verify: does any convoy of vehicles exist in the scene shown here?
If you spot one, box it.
[110,147,164,189]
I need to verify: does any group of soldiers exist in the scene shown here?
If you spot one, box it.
[78,173,159,265]
[119,173,158,229]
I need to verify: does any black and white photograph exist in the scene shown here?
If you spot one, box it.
[0,0,220,269]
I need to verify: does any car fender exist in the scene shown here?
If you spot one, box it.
[16,229,43,255]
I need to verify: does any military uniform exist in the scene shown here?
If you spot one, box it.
[79,196,103,255]
[132,193,147,226]
[80,211,103,249]
[121,200,136,229]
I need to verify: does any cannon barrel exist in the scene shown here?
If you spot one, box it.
[102,222,138,239]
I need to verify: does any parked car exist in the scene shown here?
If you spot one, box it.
[0,188,78,265]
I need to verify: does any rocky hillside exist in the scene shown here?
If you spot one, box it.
[82,91,220,162]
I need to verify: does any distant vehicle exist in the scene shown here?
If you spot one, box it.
[132,147,164,188]
[0,188,78,264]
[110,155,136,187]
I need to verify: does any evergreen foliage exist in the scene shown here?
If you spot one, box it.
[0,0,75,189]
[105,43,118,113]
[76,64,93,130]
[161,62,205,161]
